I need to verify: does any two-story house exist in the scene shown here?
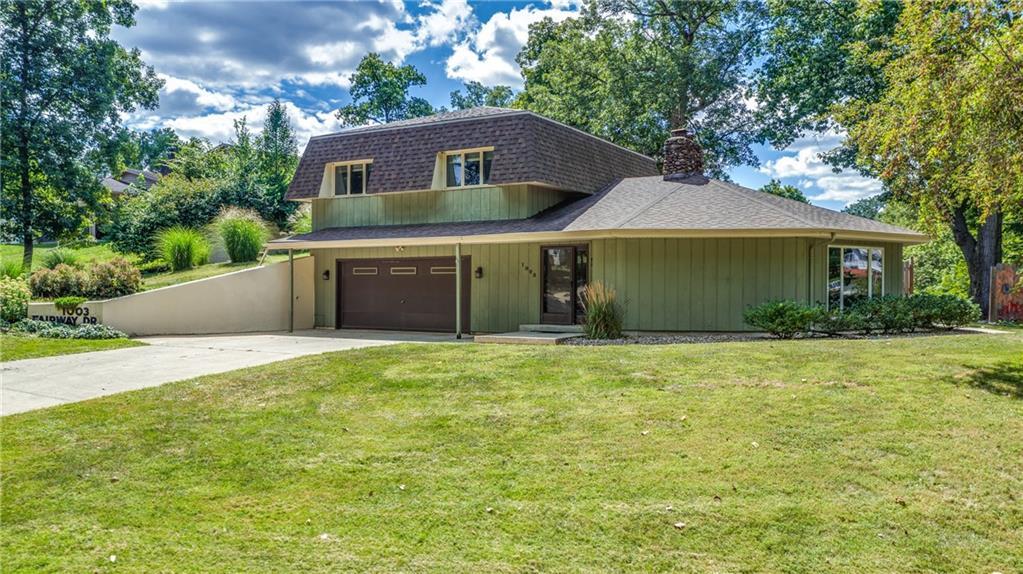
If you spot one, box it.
[269,107,925,336]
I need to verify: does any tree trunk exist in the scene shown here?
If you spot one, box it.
[19,137,33,271]
[950,206,1002,318]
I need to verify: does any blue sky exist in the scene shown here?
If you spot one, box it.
[114,0,881,211]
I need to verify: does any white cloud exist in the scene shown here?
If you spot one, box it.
[414,0,475,47]
[158,74,236,113]
[445,4,577,87]
[163,101,341,152]
[759,131,882,205]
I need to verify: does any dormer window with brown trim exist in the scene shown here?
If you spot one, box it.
[444,148,494,188]
[333,160,372,196]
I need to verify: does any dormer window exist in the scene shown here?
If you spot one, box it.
[444,148,494,188]
[333,160,372,196]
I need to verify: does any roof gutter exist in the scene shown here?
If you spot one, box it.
[266,227,930,251]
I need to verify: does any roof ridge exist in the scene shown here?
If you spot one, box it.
[614,179,686,229]
[308,108,528,141]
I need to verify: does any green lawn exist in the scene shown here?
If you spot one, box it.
[0,333,143,362]
[2,333,1021,572]
[140,253,291,291]
[2,243,292,293]
[0,242,127,271]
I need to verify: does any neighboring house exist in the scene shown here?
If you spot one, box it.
[269,107,926,334]
[101,168,161,197]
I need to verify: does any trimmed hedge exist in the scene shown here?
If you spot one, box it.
[744,294,981,338]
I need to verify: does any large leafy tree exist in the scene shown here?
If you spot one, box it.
[336,53,434,126]
[1,0,162,267]
[838,0,1022,315]
[515,0,768,176]
[450,81,514,109]
[257,99,299,228]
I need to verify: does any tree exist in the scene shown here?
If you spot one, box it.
[759,179,808,203]
[1,0,162,267]
[257,99,299,228]
[843,193,890,220]
[450,81,514,109]
[838,0,1023,315]
[755,0,902,155]
[515,0,768,177]
[335,53,434,126]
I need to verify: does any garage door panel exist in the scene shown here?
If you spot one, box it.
[338,257,470,332]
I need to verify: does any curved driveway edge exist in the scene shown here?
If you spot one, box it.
[1,330,462,416]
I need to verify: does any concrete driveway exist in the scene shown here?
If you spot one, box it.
[1,330,461,416]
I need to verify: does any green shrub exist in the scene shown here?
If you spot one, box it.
[812,309,866,336]
[53,296,88,313]
[156,226,210,271]
[109,174,225,258]
[0,277,31,323]
[11,319,126,339]
[87,257,142,299]
[41,248,81,269]
[909,293,980,330]
[137,259,171,274]
[28,264,88,298]
[581,281,625,339]
[0,260,24,279]
[851,295,915,334]
[214,208,268,263]
[744,300,821,338]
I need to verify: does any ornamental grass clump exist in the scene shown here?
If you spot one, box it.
[214,208,269,263]
[41,248,80,269]
[156,226,210,271]
[581,281,624,339]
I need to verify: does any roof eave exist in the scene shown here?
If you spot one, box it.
[266,227,930,250]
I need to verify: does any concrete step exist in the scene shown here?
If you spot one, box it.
[518,324,584,334]
[475,331,583,345]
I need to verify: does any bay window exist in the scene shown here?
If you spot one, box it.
[828,246,884,311]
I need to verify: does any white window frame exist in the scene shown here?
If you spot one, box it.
[827,245,885,311]
[442,147,494,189]
[331,159,373,196]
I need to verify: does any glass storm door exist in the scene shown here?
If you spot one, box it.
[541,245,589,324]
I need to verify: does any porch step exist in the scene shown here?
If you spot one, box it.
[476,331,583,345]
[518,324,584,334]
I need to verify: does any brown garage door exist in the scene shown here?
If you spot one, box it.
[337,257,470,332]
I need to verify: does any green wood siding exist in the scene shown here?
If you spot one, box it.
[311,237,905,333]
[311,185,568,230]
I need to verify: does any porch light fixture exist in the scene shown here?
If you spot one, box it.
[322,270,330,281]
[474,266,484,279]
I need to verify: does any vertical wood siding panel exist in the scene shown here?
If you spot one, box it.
[664,239,678,330]
[679,239,691,330]
[728,239,744,330]
[690,240,704,330]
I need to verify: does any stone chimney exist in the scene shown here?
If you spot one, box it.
[662,128,706,183]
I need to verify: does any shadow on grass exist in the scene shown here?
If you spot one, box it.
[956,359,1023,399]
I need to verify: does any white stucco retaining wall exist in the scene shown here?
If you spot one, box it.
[27,257,314,336]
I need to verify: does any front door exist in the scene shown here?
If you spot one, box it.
[541,245,589,324]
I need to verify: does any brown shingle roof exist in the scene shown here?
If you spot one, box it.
[286,107,659,200]
[272,176,927,246]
